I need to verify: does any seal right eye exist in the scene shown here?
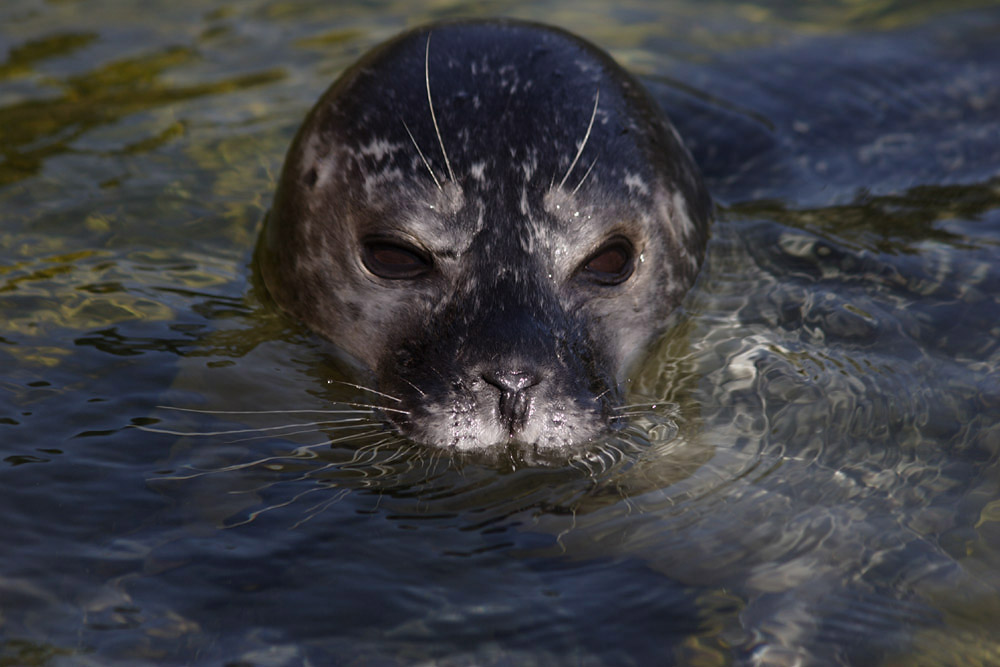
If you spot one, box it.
[362,240,432,280]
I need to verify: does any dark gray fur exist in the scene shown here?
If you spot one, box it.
[258,19,711,456]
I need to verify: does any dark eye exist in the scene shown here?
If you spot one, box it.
[362,239,432,279]
[580,238,634,285]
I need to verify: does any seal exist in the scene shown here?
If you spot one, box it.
[258,18,711,460]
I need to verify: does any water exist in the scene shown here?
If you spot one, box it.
[2,1,999,664]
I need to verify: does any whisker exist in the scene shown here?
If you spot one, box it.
[154,405,381,416]
[424,32,456,183]
[398,376,427,398]
[558,87,599,190]
[137,419,368,438]
[318,428,388,449]
[613,402,667,411]
[226,421,375,444]
[594,386,616,401]
[615,410,664,418]
[402,118,442,190]
[571,153,599,195]
[327,380,403,403]
[291,488,351,529]
[336,401,409,416]
[158,440,334,479]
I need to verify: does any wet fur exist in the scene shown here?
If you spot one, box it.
[258,19,711,456]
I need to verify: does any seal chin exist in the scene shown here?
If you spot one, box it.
[259,18,712,459]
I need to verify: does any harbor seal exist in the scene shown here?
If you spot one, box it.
[257,19,711,460]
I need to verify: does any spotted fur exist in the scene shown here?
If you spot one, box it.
[258,19,711,456]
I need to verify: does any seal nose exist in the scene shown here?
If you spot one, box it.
[482,369,541,433]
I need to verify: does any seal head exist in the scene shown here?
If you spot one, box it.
[259,19,711,458]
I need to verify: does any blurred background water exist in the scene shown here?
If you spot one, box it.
[1,1,999,664]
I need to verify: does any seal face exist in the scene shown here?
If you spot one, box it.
[258,19,711,458]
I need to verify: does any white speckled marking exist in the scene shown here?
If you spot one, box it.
[359,137,402,161]
[624,172,650,196]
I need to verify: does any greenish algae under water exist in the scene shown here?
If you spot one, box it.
[1,1,1000,665]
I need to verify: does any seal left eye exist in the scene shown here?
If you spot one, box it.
[580,238,634,285]
[362,240,432,279]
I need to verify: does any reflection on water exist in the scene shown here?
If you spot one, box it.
[1,1,999,665]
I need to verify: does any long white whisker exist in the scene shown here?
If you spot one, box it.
[158,440,335,479]
[594,386,617,401]
[572,154,599,195]
[226,421,376,444]
[558,87,599,190]
[613,402,667,411]
[154,406,380,416]
[398,375,426,398]
[339,401,409,415]
[328,380,403,403]
[320,429,387,448]
[425,32,455,183]
[291,488,351,529]
[402,118,442,190]
[137,419,368,437]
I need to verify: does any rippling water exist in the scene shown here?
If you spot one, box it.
[2,1,999,665]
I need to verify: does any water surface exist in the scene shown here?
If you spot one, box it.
[2,1,999,665]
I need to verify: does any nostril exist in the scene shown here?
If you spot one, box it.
[481,369,541,432]
[481,369,541,394]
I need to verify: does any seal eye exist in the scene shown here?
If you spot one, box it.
[581,238,634,285]
[362,240,432,280]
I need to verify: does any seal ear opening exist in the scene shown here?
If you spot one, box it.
[303,167,318,188]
